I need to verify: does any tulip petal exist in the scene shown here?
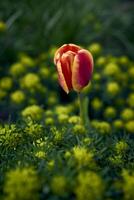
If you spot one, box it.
[60,51,77,92]
[72,49,93,92]
[54,44,81,65]
[56,60,69,93]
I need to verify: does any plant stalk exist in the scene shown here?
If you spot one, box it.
[78,92,90,129]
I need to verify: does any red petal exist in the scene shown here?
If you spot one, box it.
[60,51,76,91]
[54,44,81,65]
[56,60,69,93]
[72,49,94,92]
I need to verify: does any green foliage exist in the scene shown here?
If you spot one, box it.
[0,114,133,199]
[0,43,133,199]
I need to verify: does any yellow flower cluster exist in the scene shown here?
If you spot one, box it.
[75,171,104,200]
[122,170,134,200]
[73,146,94,167]
[22,105,44,120]
[4,167,40,200]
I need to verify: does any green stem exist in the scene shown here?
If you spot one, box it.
[78,92,90,129]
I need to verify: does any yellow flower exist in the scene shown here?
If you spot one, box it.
[51,175,67,196]
[93,73,101,82]
[122,170,134,200]
[39,67,50,77]
[128,67,134,79]
[88,43,102,55]
[121,108,134,121]
[55,105,72,115]
[127,93,134,108]
[113,120,124,130]
[68,115,81,124]
[35,151,46,159]
[47,94,58,106]
[10,63,26,76]
[115,140,128,154]
[82,137,92,145]
[106,82,120,96]
[45,117,54,126]
[96,56,107,66]
[75,171,104,200]
[73,124,86,135]
[118,56,129,65]
[10,90,25,104]
[47,160,55,170]
[125,120,134,133]
[20,54,35,67]
[64,151,71,159]
[58,114,69,123]
[92,121,111,135]
[91,98,103,111]
[73,146,94,167]
[20,73,40,89]
[22,105,43,120]
[4,167,40,200]
[104,107,116,119]
[103,63,120,76]
[0,77,13,90]
[109,155,123,166]
[45,110,53,117]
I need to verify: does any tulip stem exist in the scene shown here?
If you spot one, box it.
[78,92,90,129]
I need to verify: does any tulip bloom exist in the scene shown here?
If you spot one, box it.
[54,44,93,93]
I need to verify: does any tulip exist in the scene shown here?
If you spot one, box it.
[54,44,94,128]
[54,44,93,94]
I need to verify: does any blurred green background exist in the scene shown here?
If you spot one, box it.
[0,0,134,65]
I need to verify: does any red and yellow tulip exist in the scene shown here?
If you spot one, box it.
[54,44,94,93]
